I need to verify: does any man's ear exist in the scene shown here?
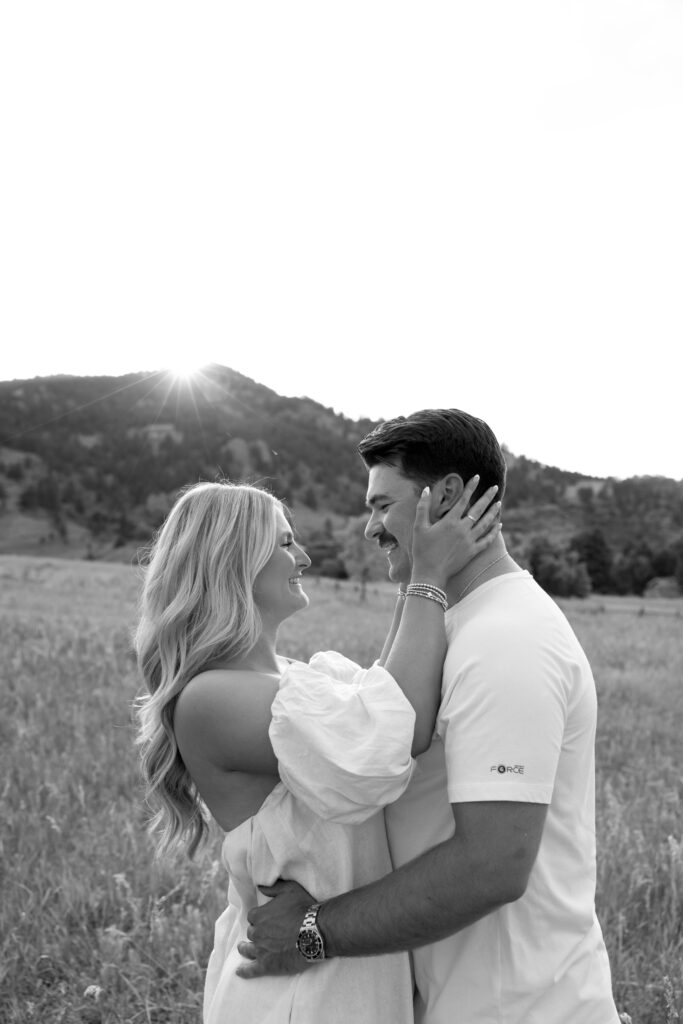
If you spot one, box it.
[432,474,465,519]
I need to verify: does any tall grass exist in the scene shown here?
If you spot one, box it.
[1,558,681,1023]
[564,601,683,1023]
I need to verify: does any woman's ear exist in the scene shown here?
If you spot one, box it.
[433,474,465,519]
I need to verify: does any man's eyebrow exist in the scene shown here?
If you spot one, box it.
[365,493,393,509]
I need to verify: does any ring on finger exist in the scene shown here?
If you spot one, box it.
[466,514,477,523]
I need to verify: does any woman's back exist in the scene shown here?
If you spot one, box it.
[174,666,282,831]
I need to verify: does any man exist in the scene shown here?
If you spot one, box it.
[238,408,620,1024]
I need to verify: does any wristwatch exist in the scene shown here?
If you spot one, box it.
[296,903,326,962]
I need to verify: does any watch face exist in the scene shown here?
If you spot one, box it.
[297,929,324,960]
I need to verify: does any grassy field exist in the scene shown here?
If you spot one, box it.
[1,555,681,1023]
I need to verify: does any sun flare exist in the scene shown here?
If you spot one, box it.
[165,360,204,382]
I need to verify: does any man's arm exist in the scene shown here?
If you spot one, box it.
[237,799,547,976]
[321,800,547,955]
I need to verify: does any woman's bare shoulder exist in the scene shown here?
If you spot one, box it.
[175,668,280,774]
[183,664,274,690]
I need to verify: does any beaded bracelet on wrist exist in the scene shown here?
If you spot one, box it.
[405,582,448,612]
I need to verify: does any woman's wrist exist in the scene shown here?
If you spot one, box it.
[405,582,448,612]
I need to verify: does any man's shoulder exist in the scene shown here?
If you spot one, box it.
[444,574,587,684]
[456,572,567,634]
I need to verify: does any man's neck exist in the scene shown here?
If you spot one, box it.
[443,539,518,608]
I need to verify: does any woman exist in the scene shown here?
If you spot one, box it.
[134,478,499,1023]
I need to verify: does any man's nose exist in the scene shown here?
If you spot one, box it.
[364,513,381,541]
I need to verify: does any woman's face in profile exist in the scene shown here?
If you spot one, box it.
[252,508,311,625]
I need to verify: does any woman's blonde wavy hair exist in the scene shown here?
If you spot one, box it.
[134,481,283,858]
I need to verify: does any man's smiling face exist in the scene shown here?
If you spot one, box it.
[364,462,423,584]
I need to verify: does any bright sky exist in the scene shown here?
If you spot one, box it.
[1,1,681,481]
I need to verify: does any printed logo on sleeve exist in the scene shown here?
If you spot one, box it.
[490,764,525,775]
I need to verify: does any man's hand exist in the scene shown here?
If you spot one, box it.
[236,879,318,979]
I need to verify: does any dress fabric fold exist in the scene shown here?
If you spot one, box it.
[203,651,417,1024]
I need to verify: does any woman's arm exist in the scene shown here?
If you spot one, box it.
[383,587,447,756]
[378,588,406,666]
[383,480,500,755]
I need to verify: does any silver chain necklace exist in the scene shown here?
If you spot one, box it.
[458,552,509,601]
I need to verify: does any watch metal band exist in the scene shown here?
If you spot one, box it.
[296,902,326,962]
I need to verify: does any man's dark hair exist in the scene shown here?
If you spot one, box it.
[357,408,507,503]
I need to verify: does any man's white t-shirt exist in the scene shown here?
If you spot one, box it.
[384,571,620,1024]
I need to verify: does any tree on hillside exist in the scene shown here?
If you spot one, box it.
[652,547,676,577]
[611,542,656,596]
[88,508,109,538]
[526,536,591,598]
[673,536,683,593]
[19,474,64,533]
[61,479,85,516]
[569,528,614,593]
[303,537,348,579]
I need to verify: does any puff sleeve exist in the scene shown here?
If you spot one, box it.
[268,651,416,824]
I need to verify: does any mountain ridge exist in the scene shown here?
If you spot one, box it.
[0,365,681,595]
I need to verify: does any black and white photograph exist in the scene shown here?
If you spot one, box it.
[1,3,682,1022]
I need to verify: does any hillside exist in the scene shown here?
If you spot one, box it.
[0,365,682,594]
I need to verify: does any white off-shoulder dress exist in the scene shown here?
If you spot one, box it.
[203,651,417,1024]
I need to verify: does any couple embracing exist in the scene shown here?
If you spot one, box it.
[135,408,620,1024]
